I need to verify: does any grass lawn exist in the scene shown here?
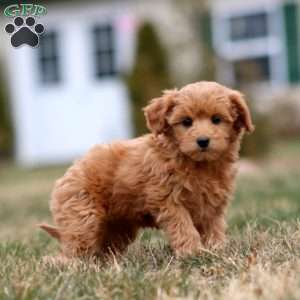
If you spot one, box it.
[0,141,299,300]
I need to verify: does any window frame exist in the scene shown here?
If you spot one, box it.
[212,2,287,87]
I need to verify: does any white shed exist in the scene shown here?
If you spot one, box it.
[1,1,136,166]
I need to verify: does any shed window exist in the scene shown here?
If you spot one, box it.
[230,12,268,41]
[92,24,116,78]
[233,56,270,84]
[38,31,60,84]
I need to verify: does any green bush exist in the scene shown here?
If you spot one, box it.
[240,92,300,158]
[198,9,216,81]
[269,95,300,137]
[240,103,274,159]
[0,66,13,157]
[127,22,172,136]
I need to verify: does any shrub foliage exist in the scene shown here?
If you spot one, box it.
[127,22,172,136]
[0,66,13,157]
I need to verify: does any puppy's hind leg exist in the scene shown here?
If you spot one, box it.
[57,206,107,258]
[50,187,109,258]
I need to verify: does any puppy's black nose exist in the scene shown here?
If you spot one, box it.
[197,137,210,149]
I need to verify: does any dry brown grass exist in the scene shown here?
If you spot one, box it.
[0,141,299,299]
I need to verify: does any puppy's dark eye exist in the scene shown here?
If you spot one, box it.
[182,117,193,127]
[211,115,222,125]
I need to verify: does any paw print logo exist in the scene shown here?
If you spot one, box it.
[5,16,45,48]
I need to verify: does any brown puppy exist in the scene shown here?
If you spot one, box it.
[40,81,254,258]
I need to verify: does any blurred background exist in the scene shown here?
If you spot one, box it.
[0,0,299,238]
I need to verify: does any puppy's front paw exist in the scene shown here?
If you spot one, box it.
[41,254,72,266]
[204,235,226,251]
[175,247,202,258]
[174,236,203,257]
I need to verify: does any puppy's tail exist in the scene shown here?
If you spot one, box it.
[38,223,61,240]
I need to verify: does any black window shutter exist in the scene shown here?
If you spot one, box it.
[283,2,300,83]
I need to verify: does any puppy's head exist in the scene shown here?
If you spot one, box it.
[144,81,254,162]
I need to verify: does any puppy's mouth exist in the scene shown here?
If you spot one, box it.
[187,148,215,161]
[199,148,208,153]
[191,147,224,162]
[179,143,220,162]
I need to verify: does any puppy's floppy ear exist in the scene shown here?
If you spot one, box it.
[143,89,177,134]
[230,91,254,133]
